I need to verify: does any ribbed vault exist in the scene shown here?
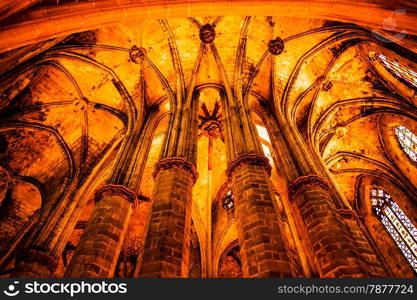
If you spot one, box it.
[1,1,417,278]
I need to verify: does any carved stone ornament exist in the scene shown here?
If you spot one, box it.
[94,184,138,207]
[129,45,146,64]
[199,24,216,44]
[72,97,89,113]
[268,37,285,55]
[289,174,330,197]
[226,153,272,178]
[322,80,333,91]
[153,157,199,183]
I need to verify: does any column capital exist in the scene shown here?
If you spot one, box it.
[153,157,198,183]
[94,184,138,207]
[226,153,272,178]
[288,174,330,197]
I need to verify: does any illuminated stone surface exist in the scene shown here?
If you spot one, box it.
[0,1,417,278]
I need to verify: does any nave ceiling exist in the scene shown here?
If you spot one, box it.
[1,0,417,277]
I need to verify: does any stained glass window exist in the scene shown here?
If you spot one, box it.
[371,187,417,273]
[223,189,234,210]
[375,53,417,90]
[394,126,417,163]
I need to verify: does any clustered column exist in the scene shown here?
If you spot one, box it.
[217,77,295,276]
[65,185,136,277]
[64,105,159,277]
[262,103,387,277]
[136,79,199,276]
[138,158,197,277]
[11,47,156,278]
[228,154,293,277]
[288,175,366,277]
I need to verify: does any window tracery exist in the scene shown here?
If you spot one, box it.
[371,187,417,272]
[375,53,417,90]
[394,126,417,163]
[223,189,234,211]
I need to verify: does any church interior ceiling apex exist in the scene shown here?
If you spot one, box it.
[0,0,417,279]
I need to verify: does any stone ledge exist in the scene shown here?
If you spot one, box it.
[153,157,198,183]
[288,174,330,197]
[94,184,138,207]
[226,153,272,178]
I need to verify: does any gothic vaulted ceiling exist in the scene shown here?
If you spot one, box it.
[1,1,417,276]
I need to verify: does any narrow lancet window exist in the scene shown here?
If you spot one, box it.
[371,187,417,272]
[394,126,417,163]
[375,53,417,90]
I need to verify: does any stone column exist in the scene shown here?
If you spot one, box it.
[13,249,58,278]
[11,209,63,278]
[65,185,136,277]
[210,85,295,277]
[11,49,157,278]
[227,154,293,277]
[262,104,387,277]
[12,114,154,278]
[289,175,366,277]
[64,107,159,278]
[63,118,156,278]
[136,61,200,277]
[138,158,197,277]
